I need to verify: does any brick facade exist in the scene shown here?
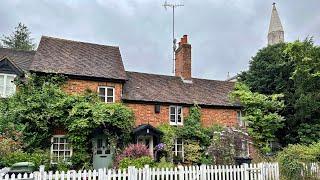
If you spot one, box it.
[63,79,123,102]
[126,103,238,127]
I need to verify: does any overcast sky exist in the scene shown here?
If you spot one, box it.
[1,0,319,80]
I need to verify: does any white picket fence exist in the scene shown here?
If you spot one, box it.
[1,162,279,180]
[303,162,320,178]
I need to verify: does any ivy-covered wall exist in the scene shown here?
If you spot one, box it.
[0,74,135,169]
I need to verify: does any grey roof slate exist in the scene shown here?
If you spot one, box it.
[30,36,127,80]
[0,48,35,71]
[123,71,238,107]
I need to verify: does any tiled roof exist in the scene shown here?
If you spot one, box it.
[123,71,239,107]
[30,36,127,80]
[0,48,35,71]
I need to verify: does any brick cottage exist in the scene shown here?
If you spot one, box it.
[0,35,247,169]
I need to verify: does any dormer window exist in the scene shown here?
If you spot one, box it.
[0,73,16,98]
[98,87,115,103]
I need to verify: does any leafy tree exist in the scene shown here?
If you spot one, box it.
[284,39,320,144]
[230,83,285,153]
[1,22,35,50]
[240,39,320,145]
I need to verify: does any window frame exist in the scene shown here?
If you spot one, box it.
[0,73,16,98]
[50,135,73,164]
[98,86,115,103]
[173,138,184,162]
[169,105,183,125]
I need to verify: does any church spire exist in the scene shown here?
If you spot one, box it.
[268,3,284,45]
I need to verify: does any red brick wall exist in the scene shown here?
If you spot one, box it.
[63,79,123,102]
[201,108,238,127]
[126,103,238,127]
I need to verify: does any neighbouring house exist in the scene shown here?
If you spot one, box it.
[0,34,248,169]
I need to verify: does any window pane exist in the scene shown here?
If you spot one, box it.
[65,151,71,156]
[99,87,105,96]
[65,144,70,150]
[59,144,64,150]
[107,88,113,96]
[177,145,183,152]
[5,76,14,86]
[176,138,183,144]
[53,144,58,150]
[59,151,64,156]
[0,75,4,97]
[177,114,182,122]
[0,85,3,97]
[60,138,66,143]
[53,151,58,156]
[170,115,176,122]
[100,96,106,102]
[170,107,176,115]
[5,86,15,96]
[106,97,113,103]
[53,138,59,143]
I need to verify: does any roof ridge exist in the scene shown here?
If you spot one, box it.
[41,35,120,49]
[126,71,175,78]
[126,70,233,83]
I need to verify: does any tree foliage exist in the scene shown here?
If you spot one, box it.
[1,23,36,50]
[230,83,285,153]
[240,39,320,145]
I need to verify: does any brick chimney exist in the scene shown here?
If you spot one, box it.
[175,35,191,80]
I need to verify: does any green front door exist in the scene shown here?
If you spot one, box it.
[92,134,114,169]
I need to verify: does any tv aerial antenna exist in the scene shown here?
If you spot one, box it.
[163,1,184,74]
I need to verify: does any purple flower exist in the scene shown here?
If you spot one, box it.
[155,143,166,151]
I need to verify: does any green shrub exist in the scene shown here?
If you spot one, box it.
[199,154,213,165]
[184,140,201,164]
[277,142,320,180]
[155,157,174,168]
[1,150,50,168]
[119,156,154,169]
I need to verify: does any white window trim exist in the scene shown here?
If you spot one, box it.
[50,135,73,164]
[173,138,184,162]
[169,105,183,126]
[98,86,115,103]
[0,73,16,98]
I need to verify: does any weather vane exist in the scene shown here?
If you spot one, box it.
[163,1,184,74]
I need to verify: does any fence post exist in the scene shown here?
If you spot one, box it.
[36,165,45,180]
[128,166,136,180]
[243,163,250,180]
[144,165,150,180]
[200,165,206,180]
[178,165,184,180]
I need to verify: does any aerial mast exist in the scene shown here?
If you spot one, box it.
[163,1,184,74]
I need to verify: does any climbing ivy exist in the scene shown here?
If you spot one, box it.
[0,74,135,169]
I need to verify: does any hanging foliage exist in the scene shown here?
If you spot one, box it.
[0,74,135,169]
